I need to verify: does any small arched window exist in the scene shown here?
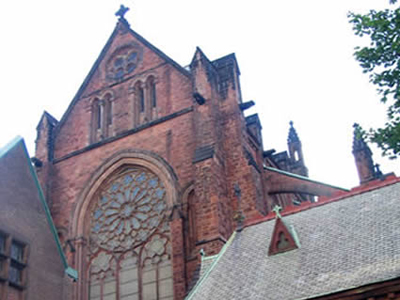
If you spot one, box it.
[134,81,145,113]
[147,76,157,108]
[91,93,113,143]
[104,94,113,126]
[94,99,102,130]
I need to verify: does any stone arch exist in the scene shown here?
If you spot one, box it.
[90,90,115,142]
[71,150,179,300]
[72,150,179,238]
[131,80,145,127]
[180,183,197,257]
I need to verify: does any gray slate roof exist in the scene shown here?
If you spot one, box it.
[187,181,400,300]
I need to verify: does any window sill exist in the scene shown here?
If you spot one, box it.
[9,280,25,290]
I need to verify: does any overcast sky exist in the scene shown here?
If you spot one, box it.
[0,0,398,189]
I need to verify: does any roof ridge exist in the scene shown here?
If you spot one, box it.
[185,231,237,300]
[244,176,400,229]
[264,166,348,191]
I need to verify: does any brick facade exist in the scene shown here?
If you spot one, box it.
[34,17,343,300]
[0,140,67,300]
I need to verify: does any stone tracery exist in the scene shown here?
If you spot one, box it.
[88,167,173,300]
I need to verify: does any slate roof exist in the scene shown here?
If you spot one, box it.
[187,181,400,300]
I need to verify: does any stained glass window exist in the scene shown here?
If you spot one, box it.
[89,167,173,300]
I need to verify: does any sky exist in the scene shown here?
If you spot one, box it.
[0,0,398,189]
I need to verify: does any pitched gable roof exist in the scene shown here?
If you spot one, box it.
[268,216,299,256]
[0,137,77,280]
[188,181,400,300]
[57,19,190,132]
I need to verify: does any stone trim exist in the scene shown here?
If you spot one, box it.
[53,107,193,163]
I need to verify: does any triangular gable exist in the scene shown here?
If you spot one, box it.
[56,18,190,133]
[268,217,299,256]
[0,137,77,280]
[36,111,58,131]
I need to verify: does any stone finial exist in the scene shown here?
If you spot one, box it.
[288,121,300,143]
[115,5,129,19]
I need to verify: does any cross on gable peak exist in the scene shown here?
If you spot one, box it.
[272,205,282,218]
[115,4,130,19]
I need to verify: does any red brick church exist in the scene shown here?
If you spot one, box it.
[24,6,400,300]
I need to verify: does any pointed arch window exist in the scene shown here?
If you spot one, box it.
[139,87,145,113]
[91,93,113,143]
[184,190,197,256]
[88,168,173,300]
[104,94,113,126]
[95,100,102,130]
[147,76,157,108]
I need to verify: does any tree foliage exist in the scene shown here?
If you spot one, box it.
[348,1,400,158]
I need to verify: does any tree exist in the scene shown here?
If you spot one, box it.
[348,1,400,158]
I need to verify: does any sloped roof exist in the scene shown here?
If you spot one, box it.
[187,181,400,300]
[0,137,77,280]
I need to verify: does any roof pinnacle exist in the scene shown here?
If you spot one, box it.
[288,121,300,143]
[352,123,369,153]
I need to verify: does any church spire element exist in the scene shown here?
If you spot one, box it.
[352,123,378,184]
[287,121,308,177]
[288,120,300,144]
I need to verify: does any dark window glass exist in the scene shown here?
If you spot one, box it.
[0,258,4,273]
[127,52,137,62]
[96,103,102,129]
[107,102,112,125]
[114,57,124,67]
[115,68,124,80]
[151,82,157,107]
[9,264,21,284]
[139,88,145,112]
[0,234,5,254]
[126,63,135,73]
[10,242,23,262]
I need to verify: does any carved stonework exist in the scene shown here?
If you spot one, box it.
[106,43,143,81]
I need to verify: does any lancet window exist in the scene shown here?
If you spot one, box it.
[88,167,173,300]
[133,76,157,127]
[91,93,113,143]
[146,76,157,108]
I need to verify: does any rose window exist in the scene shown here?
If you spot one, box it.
[90,168,167,252]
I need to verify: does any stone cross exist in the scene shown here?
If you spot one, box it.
[272,205,282,219]
[115,5,130,19]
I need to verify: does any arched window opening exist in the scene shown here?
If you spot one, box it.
[186,190,197,256]
[147,76,157,108]
[104,94,113,126]
[95,100,102,130]
[91,99,103,143]
[139,87,145,113]
[294,150,299,162]
[88,167,173,300]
